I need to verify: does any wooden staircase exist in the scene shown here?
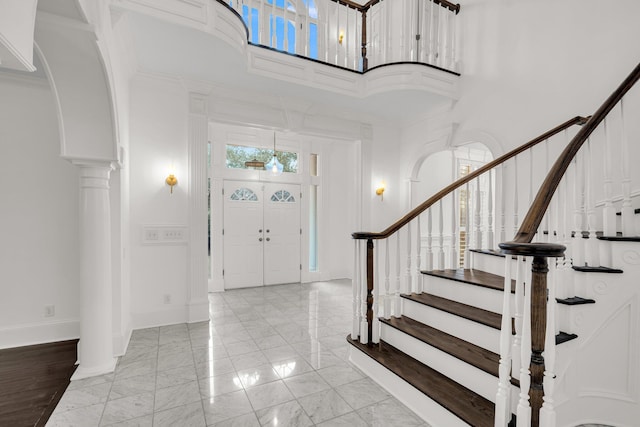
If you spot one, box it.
[347,249,587,426]
[348,63,640,426]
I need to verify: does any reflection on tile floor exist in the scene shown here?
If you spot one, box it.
[46,280,429,426]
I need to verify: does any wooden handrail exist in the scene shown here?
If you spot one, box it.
[330,0,461,14]
[512,62,640,244]
[352,115,589,240]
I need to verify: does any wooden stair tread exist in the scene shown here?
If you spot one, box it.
[422,268,516,293]
[347,336,495,427]
[381,316,499,377]
[402,292,504,330]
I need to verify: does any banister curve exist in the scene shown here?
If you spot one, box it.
[511,62,640,244]
[352,115,589,240]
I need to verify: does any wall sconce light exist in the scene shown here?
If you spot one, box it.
[376,181,385,201]
[166,165,178,194]
[338,31,344,45]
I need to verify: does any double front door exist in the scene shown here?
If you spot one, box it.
[223,180,301,289]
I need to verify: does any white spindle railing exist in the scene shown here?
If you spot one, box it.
[224,0,460,73]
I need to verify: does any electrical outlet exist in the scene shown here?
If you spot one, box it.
[163,294,171,304]
[163,229,184,240]
[44,305,55,317]
[144,229,159,241]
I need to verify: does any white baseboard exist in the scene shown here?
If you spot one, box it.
[0,318,79,349]
[113,327,133,357]
[131,305,201,329]
[188,298,210,323]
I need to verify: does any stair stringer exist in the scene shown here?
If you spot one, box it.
[348,345,472,427]
[550,241,640,426]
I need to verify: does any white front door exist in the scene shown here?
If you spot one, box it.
[223,180,301,289]
[264,183,301,285]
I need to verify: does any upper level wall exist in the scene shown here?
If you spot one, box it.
[452,0,640,153]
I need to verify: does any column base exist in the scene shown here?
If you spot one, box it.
[71,357,117,381]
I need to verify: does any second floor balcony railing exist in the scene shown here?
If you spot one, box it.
[222,0,461,73]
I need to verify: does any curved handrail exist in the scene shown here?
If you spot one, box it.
[510,62,640,244]
[352,115,589,240]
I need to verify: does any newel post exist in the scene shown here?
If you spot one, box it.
[366,238,374,344]
[499,242,565,427]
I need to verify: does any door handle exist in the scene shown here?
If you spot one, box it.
[266,237,271,242]
[259,229,263,233]
[266,229,270,233]
[259,238,263,242]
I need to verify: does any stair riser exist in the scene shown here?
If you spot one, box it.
[423,276,513,314]
[402,298,500,353]
[470,252,519,277]
[349,346,472,427]
[381,324,499,402]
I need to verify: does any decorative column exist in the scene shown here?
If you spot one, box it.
[188,92,210,322]
[71,161,117,380]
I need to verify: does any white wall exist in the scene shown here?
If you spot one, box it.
[454,0,640,152]
[0,75,80,348]
[129,74,190,328]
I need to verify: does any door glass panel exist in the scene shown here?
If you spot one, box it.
[230,188,259,201]
[271,190,296,203]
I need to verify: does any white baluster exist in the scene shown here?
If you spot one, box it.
[259,0,267,45]
[435,1,441,67]
[517,258,533,427]
[438,200,445,270]
[619,99,634,236]
[602,118,616,236]
[450,192,458,269]
[372,241,380,344]
[442,7,450,69]
[585,138,600,267]
[512,255,525,384]
[487,170,495,250]
[495,254,513,427]
[539,259,558,427]
[500,164,506,247]
[514,156,520,236]
[572,148,585,268]
[394,232,402,318]
[426,209,433,271]
[464,181,472,268]
[384,238,391,319]
[282,0,288,53]
[449,8,457,71]
[359,239,368,345]
[405,221,412,293]
[352,240,361,340]
[542,139,550,242]
[427,0,435,65]
[475,176,482,250]
[416,214,423,293]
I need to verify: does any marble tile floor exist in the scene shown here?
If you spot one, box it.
[46,279,430,427]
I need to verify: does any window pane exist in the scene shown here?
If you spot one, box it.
[309,184,318,271]
[226,144,298,173]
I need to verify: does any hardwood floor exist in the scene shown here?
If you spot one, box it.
[0,340,78,427]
